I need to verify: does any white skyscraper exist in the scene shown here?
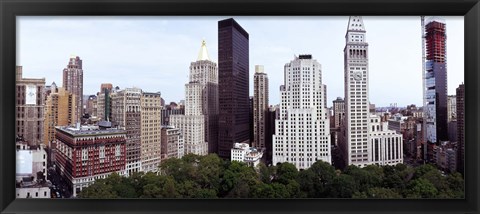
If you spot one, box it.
[170,40,218,156]
[342,16,371,167]
[273,55,331,170]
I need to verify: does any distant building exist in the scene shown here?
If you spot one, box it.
[456,83,464,174]
[447,95,457,122]
[434,141,457,173]
[161,126,185,161]
[231,143,263,167]
[140,92,162,173]
[264,105,277,165]
[332,97,345,147]
[218,18,250,159]
[16,141,51,198]
[44,87,77,148]
[387,113,408,134]
[55,125,127,197]
[161,108,184,126]
[111,87,142,176]
[85,95,97,117]
[273,54,331,169]
[447,95,457,142]
[332,97,345,128]
[62,56,83,124]
[253,65,269,151]
[96,83,113,122]
[369,114,404,166]
[16,65,46,146]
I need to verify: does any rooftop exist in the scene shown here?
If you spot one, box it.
[56,125,126,137]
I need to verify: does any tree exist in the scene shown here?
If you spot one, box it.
[353,187,402,199]
[196,154,223,190]
[221,161,259,197]
[301,160,337,197]
[251,183,275,198]
[275,162,298,184]
[405,178,438,198]
[77,180,118,199]
[329,174,357,198]
[258,163,274,184]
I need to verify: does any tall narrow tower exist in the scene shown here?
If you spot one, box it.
[343,16,371,167]
[253,65,269,150]
[170,39,218,156]
[424,17,448,151]
[217,18,250,159]
[63,56,83,124]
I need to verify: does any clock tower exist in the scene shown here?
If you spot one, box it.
[342,16,371,167]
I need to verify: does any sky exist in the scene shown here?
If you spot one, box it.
[17,16,464,107]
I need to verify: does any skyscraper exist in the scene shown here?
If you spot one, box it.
[140,92,162,173]
[62,56,83,124]
[15,66,46,146]
[171,40,218,156]
[96,83,113,122]
[253,65,269,150]
[332,97,345,147]
[273,54,331,169]
[111,87,142,175]
[424,17,448,146]
[218,18,250,159]
[44,87,77,147]
[342,16,371,167]
[456,83,464,174]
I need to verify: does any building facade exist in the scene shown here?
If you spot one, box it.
[424,17,448,145]
[170,40,217,156]
[55,125,127,197]
[16,66,46,146]
[253,65,269,150]
[273,55,331,169]
[456,83,464,174]
[231,143,263,167]
[333,97,345,128]
[342,16,372,167]
[44,87,77,147]
[218,18,250,159]
[85,95,96,117]
[62,56,83,124]
[16,141,51,198]
[111,87,142,175]
[160,126,185,161]
[368,114,404,166]
[140,92,162,173]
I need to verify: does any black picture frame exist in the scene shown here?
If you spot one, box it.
[1,0,479,213]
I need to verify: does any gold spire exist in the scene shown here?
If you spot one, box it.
[197,39,210,61]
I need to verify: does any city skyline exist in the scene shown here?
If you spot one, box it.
[17,16,464,107]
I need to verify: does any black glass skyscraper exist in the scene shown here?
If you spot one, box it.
[217,18,250,159]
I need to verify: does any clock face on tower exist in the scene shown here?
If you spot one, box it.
[353,71,362,81]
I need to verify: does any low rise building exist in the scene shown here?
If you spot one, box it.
[160,126,185,161]
[55,124,127,197]
[231,143,263,167]
[369,114,404,166]
[16,140,51,198]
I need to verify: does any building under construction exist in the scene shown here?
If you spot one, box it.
[422,17,448,162]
